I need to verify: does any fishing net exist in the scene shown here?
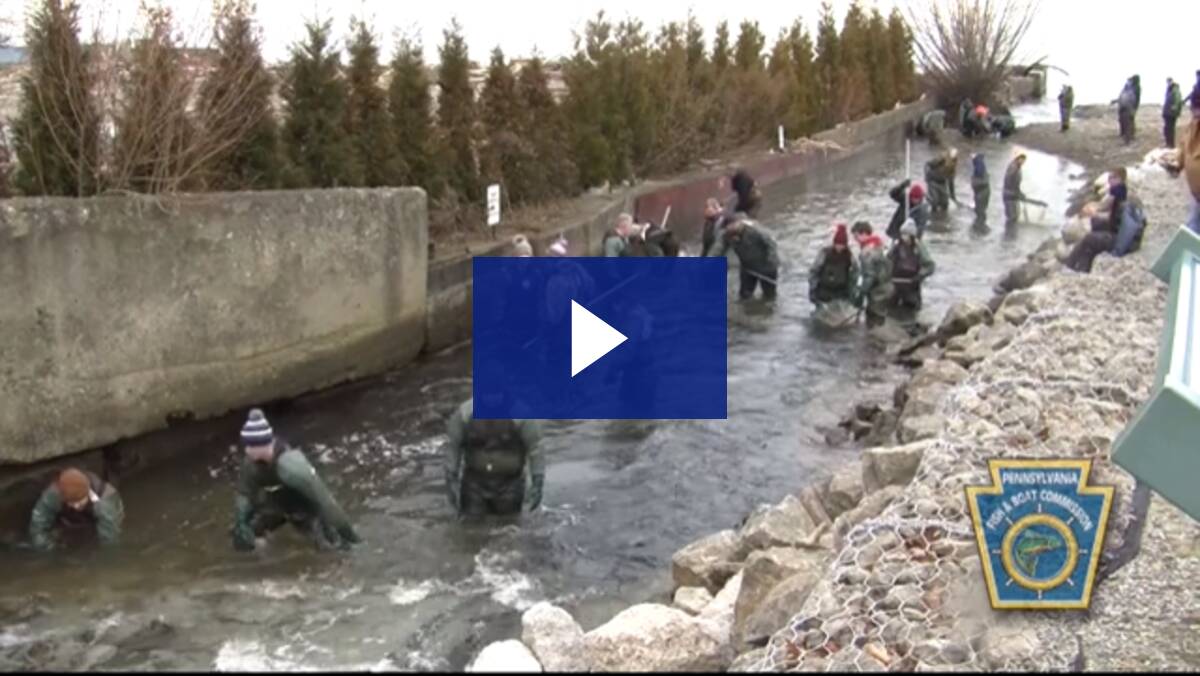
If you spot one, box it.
[751,246,1165,672]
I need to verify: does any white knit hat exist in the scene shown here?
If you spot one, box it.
[511,234,533,257]
[548,237,568,257]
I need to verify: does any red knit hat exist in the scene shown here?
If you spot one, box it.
[909,183,925,201]
[833,223,849,246]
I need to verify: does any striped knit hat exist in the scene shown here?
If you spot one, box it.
[241,408,274,447]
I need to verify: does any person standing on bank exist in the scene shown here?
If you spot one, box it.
[1058,84,1075,131]
[1164,78,1184,149]
[444,397,544,517]
[231,409,362,552]
[1172,95,1200,235]
[28,468,124,551]
[1003,153,1028,228]
[706,214,781,302]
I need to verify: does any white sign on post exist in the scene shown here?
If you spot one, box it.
[487,184,501,227]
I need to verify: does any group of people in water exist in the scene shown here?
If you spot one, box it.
[34,78,1198,556]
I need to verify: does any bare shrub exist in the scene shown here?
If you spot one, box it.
[906,0,1041,105]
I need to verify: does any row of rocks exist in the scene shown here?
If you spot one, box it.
[464,437,932,672]
[747,164,1177,672]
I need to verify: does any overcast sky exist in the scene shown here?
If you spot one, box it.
[3,1,1198,104]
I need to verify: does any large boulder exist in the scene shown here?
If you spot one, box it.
[699,571,743,642]
[521,603,588,672]
[861,441,931,491]
[936,302,992,341]
[733,548,829,647]
[943,322,1015,369]
[896,360,969,416]
[728,648,768,672]
[583,604,732,672]
[996,258,1053,293]
[898,414,944,443]
[833,486,905,550]
[674,587,714,616]
[738,560,831,647]
[739,495,820,552]
[822,462,865,519]
[672,529,746,594]
[467,640,542,673]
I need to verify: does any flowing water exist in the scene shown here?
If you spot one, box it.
[0,129,1084,671]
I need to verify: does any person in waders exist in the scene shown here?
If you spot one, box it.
[888,221,936,314]
[230,409,362,552]
[971,153,990,229]
[444,397,544,518]
[808,224,859,307]
[706,214,780,302]
[28,468,124,551]
[1002,153,1028,229]
[603,214,635,257]
[851,221,893,329]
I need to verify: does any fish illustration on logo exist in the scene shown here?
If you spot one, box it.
[965,459,1114,610]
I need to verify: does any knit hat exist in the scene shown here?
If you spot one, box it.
[833,223,849,246]
[909,183,925,201]
[548,236,568,257]
[241,408,274,447]
[511,235,533,257]
[900,221,919,238]
[57,469,90,504]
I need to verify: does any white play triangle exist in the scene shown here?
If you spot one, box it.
[571,300,628,377]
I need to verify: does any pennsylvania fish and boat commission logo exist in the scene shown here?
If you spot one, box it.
[965,459,1115,610]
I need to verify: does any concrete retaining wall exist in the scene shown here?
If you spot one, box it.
[0,188,428,465]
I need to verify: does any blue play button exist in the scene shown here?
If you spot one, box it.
[472,257,728,420]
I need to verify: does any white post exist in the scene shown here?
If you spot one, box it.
[487,184,501,229]
[778,125,785,152]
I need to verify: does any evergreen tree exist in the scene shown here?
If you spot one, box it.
[562,16,613,189]
[647,19,697,174]
[768,27,793,79]
[388,35,436,191]
[12,0,101,196]
[733,21,766,72]
[887,8,917,103]
[711,21,731,76]
[814,2,843,129]
[731,21,771,142]
[198,0,281,190]
[787,21,819,137]
[280,19,359,188]
[344,19,400,187]
[838,0,872,121]
[435,19,480,203]
[112,6,196,193]
[479,47,535,203]
[684,13,708,88]
[616,19,654,176]
[866,8,895,113]
[517,55,577,198]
